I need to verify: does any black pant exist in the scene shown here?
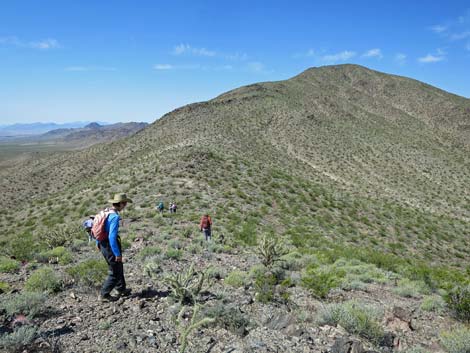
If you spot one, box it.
[100,240,126,296]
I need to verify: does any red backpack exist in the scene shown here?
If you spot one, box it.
[91,208,116,241]
[200,215,211,229]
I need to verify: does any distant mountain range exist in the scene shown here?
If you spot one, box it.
[0,121,110,137]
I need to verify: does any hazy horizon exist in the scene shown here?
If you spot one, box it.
[1,0,469,125]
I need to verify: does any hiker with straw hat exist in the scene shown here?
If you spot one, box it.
[98,193,133,302]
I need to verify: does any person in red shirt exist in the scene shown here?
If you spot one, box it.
[199,214,212,241]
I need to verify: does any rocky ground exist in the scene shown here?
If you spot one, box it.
[0,213,459,353]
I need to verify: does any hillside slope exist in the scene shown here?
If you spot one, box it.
[0,64,469,265]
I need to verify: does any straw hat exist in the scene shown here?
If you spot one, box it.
[108,193,133,204]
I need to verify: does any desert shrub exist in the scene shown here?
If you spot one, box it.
[207,242,224,253]
[39,224,83,249]
[121,239,131,250]
[224,270,248,288]
[66,259,108,287]
[164,248,183,260]
[187,243,203,254]
[6,232,39,261]
[25,267,62,293]
[317,300,384,344]
[37,246,73,265]
[205,266,226,280]
[0,292,48,318]
[0,256,20,273]
[163,265,209,304]
[420,295,446,313]
[144,257,163,279]
[403,346,429,353]
[301,265,346,298]
[0,281,11,293]
[254,272,277,303]
[138,246,162,260]
[204,304,252,336]
[446,285,470,321]
[440,327,470,353]
[392,278,431,298]
[0,325,37,352]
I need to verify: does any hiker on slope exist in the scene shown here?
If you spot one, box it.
[82,215,94,242]
[98,193,133,302]
[200,214,213,241]
[156,201,165,215]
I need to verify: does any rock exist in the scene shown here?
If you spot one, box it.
[392,306,411,322]
[264,313,296,331]
[379,332,395,348]
[331,337,364,353]
[115,341,127,349]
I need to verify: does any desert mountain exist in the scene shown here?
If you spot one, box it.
[1,64,469,264]
[1,64,470,352]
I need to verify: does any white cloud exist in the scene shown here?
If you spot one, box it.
[172,43,216,57]
[450,31,470,41]
[29,38,60,49]
[394,53,407,65]
[0,36,60,49]
[65,66,116,72]
[247,61,265,73]
[321,50,356,63]
[418,54,445,63]
[225,52,248,61]
[430,25,448,33]
[362,48,383,59]
[153,64,173,70]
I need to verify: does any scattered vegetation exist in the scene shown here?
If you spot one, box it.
[66,258,108,287]
[0,292,48,318]
[446,285,470,322]
[440,326,470,353]
[0,325,37,352]
[317,300,385,344]
[24,267,62,293]
[0,255,20,273]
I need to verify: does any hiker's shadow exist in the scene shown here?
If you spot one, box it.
[135,288,170,299]
[41,325,74,338]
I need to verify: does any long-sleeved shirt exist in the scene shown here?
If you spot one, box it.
[104,212,121,257]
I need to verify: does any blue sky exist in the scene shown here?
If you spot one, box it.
[1,0,469,124]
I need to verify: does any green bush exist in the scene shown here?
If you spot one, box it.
[37,246,73,265]
[446,285,470,321]
[392,278,430,298]
[0,281,11,294]
[138,246,162,259]
[6,232,39,261]
[25,267,62,293]
[0,256,20,273]
[0,325,37,352]
[301,265,346,298]
[39,224,83,249]
[254,272,277,303]
[66,259,108,287]
[317,300,384,344]
[0,292,48,318]
[224,270,248,288]
[204,304,252,336]
[440,327,470,353]
[164,248,183,260]
[420,295,446,313]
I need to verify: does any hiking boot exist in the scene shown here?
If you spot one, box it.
[100,294,118,302]
[117,288,132,297]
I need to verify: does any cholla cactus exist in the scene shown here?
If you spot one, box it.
[176,305,215,353]
[163,265,209,304]
[144,260,162,279]
[256,234,287,267]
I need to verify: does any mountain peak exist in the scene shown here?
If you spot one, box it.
[84,122,102,129]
